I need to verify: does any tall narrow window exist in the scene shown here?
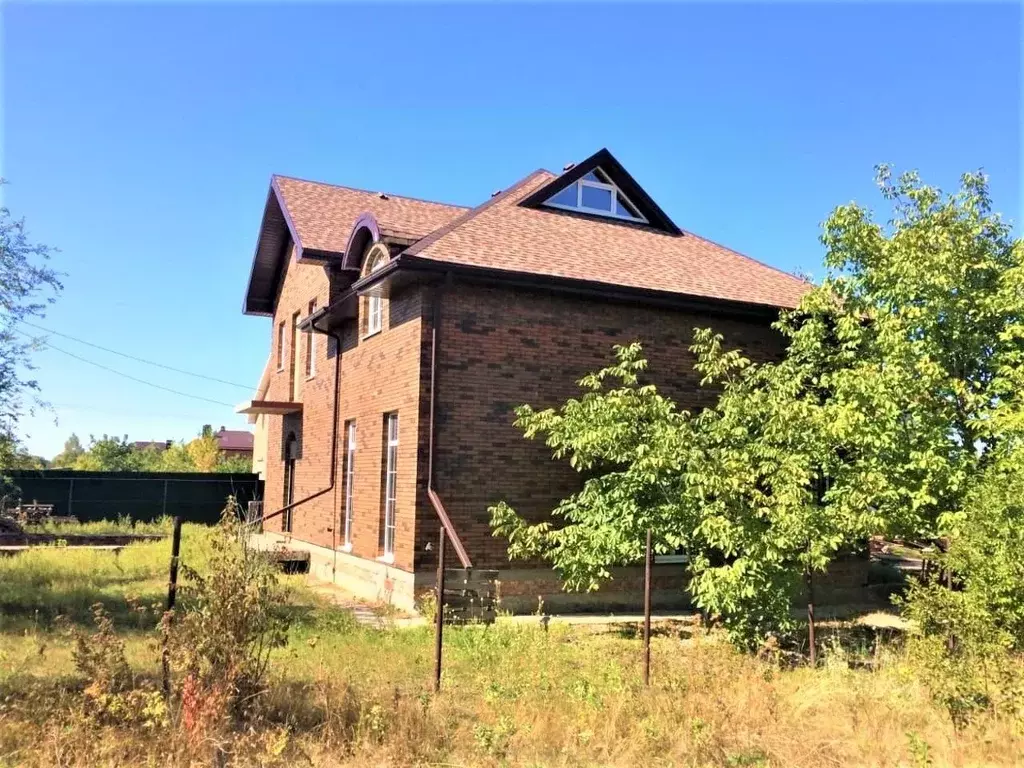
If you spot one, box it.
[366,294,383,336]
[283,434,297,533]
[381,413,399,558]
[276,321,286,371]
[342,420,356,548]
[304,298,317,378]
[365,249,387,336]
[290,311,300,400]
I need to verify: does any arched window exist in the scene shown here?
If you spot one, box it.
[364,245,388,336]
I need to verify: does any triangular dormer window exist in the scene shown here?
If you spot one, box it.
[543,167,647,223]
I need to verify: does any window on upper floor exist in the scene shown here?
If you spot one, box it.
[364,246,388,337]
[289,311,301,401]
[276,321,286,371]
[305,298,317,379]
[543,167,647,223]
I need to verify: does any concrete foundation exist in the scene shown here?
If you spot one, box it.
[251,532,876,617]
[249,531,424,612]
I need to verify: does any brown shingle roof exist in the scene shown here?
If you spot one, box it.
[214,429,253,452]
[274,176,468,253]
[405,171,809,309]
[255,153,809,314]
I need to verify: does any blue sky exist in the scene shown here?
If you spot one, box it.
[2,2,1020,458]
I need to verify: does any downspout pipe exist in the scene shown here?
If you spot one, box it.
[260,315,343,529]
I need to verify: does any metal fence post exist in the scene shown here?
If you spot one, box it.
[643,528,652,687]
[433,527,447,693]
[67,478,74,518]
[945,566,955,652]
[806,569,816,667]
[162,516,183,698]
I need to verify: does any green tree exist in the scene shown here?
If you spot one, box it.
[901,448,1024,724]
[217,453,253,474]
[74,435,146,471]
[0,435,48,469]
[156,440,195,472]
[62,428,252,474]
[491,167,1023,647]
[187,433,221,472]
[803,166,1024,533]
[51,433,85,468]
[0,179,63,458]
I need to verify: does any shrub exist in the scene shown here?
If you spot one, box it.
[901,451,1024,725]
[165,499,290,731]
[72,603,167,728]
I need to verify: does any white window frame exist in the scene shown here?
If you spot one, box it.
[366,295,383,336]
[381,413,399,559]
[276,321,286,371]
[342,421,355,550]
[305,298,317,379]
[290,311,301,401]
[544,169,648,223]
[364,252,387,338]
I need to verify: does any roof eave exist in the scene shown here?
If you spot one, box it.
[242,177,309,317]
[366,254,798,320]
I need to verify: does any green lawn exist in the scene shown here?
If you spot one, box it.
[0,524,1019,767]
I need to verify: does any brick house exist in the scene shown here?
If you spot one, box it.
[239,149,809,611]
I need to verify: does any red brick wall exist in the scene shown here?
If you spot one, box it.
[262,257,786,580]
[424,281,786,569]
[263,245,335,545]
[334,286,425,571]
[263,244,426,572]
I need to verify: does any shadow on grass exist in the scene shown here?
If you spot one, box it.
[259,677,362,734]
[606,619,700,641]
[0,583,166,631]
[0,674,83,714]
[0,578,362,643]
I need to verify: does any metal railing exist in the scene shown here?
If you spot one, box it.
[427,488,471,569]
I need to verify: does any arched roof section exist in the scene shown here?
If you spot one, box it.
[341,213,381,272]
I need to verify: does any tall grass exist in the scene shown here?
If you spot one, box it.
[0,527,1021,766]
[21,515,175,536]
[0,524,210,629]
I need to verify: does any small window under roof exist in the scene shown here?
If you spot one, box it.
[543,166,647,223]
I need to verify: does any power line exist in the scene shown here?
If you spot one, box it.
[49,401,223,420]
[15,329,236,408]
[16,319,254,391]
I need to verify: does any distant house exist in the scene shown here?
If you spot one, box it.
[238,147,809,611]
[133,430,254,462]
[213,427,254,460]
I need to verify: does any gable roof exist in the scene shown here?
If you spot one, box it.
[245,150,810,316]
[402,165,809,310]
[214,428,254,452]
[275,176,468,253]
[244,176,467,315]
